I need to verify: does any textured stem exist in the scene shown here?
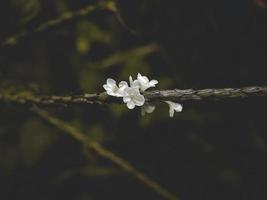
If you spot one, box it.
[0,86,266,107]
[32,107,178,200]
[145,86,267,102]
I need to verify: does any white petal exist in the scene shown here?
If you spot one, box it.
[149,80,158,86]
[116,90,125,97]
[127,101,135,109]
[129,75,140,89]
[117,81,128,96]
[107,78,116,86]
[119,81,128,88]
[133,94,145,106]
[106,86,122,97]
[103,84,111,91]
[129,76,134,86]
[165,101,183,117]
[114,92,124,97]
[144,104,155,113]
[132,87,141,94]
[127,87,140,96]
[137,73,149,84]
[107,90,113,95]
[165,101,174,107]
[131,80,140,89]
[173,103,183,112]
[142,76,149,83]
[124,87,132,95]
[123,96,131,103]
[169,107,174,118]
[140,85,149,92]
[141,104,155,116]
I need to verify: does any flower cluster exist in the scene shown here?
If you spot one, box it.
[103,73,183,117]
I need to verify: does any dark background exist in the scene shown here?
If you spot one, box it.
[0,0,267,199]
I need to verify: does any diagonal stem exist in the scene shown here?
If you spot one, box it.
[32,107,179,200]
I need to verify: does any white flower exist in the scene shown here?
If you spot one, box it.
[129,75,140,88]
[141,103,156,116]
[123,87,145,109]
[103,78,128,97]
[165,101,183,117]
[136,73,158,92]
[103,76,184,117]
[118,81,129,93]
[129,73,158,92]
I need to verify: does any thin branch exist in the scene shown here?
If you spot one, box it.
[145,86,267,102]
[91,43,160,69]
[32,107,179,200]
[0,86,266,107]
[1,1,117,48]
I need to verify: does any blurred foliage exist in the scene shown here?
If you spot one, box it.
[19,118,58,166]
[75,20,111,54]
[0,0,267,200]
[10,0,41,24]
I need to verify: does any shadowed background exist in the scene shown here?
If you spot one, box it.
[0,0,267,199]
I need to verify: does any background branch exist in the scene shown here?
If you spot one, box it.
[0,86,266,107]
[32,107,178,200]
[1,1,117,47]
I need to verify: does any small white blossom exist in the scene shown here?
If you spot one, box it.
[136,73,158,91]
[129,73,158,92]
[118,81,129,93]
[165,101,183,118]
[123,87,145,109]
[129,75,140,88]
[103,78,127,97]
[141,103,155,116]
[103,75,184,118]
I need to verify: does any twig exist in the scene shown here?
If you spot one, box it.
[1,1,116,48]
[32,107,179,200]
[0,86,266,107]
[144,86,267,102]
[91,43,160,69]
